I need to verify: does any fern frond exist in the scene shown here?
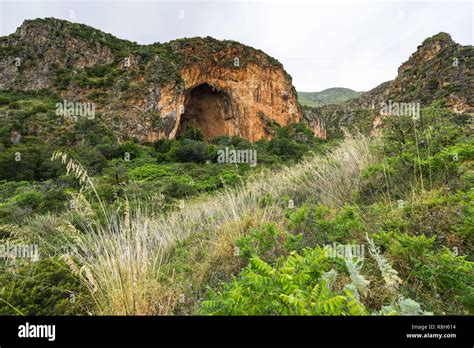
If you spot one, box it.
[250,257,275,276]
[319,295,346,314]
[310,283,321,302]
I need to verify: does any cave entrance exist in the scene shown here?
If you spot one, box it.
[178,83,233,141]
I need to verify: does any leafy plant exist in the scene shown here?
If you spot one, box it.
[202,247,368,315]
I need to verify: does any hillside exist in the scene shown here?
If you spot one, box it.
[358,33,473,112]
[0,23,472,317]
[302,32,473,140]
[298,87,362,107]
[0,18,300,143]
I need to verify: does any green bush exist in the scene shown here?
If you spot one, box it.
[14,191,42,209]
[286,204,364,247]
[378,101,471,194]
[39,189,67,213]
[175,140,209,163]
[162,178,197,198]
[267,137,305,159]
[0,258,88,315]
[202,247,367,315]
[179,126,204,141]
[0,138,62,181]
[235,223,300,262]
[128,164,174,182]
[373,231,473,314]
[117,141,145,161]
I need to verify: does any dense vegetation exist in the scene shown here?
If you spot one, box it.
[0,87,471,315]
[0,89,327,227]
[0,88,333,314]
[201,99,473,315]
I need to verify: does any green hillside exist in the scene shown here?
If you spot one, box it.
[298,87,362,107]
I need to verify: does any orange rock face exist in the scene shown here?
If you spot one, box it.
[310,117,327,141]
[0,20,301,144]
[157,43,301,142]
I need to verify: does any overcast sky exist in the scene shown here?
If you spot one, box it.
[0,0,472,91]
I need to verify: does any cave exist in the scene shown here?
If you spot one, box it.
[177,83,234,140]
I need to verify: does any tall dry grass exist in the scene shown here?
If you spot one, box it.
[52,133,377,315]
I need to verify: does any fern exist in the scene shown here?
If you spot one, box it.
[250,257,275,276]
[318,295,346,315]
[344,286,367,315]
[310,283,321,302]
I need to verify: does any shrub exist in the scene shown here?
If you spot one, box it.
[71,146,108,175]
[372,231,473,314]
[201,247,367,315]
[286,204,365,247]
[0,258,88,315]
[116,141,144,160]
[39,189,68,213]
[174,140,209,163]
[128,164,174,182]
[267,137,305,159]
[179,126,204,141]
[0,139,62,181]
[162,179,197,198]
[14,191,42,209]
[235,223,300,262]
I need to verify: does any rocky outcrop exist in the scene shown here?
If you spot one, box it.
[0,18,300,143]
[158,37,300,141]
[0,19,116,90]
[360,33,473,113]
[301,107,327,140]
[303,32,473,139]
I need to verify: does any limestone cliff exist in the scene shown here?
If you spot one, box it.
[0,18,300,143]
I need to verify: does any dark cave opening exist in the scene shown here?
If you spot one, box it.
[177,83,233,140]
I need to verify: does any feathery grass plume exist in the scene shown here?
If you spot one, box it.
[22,214,72,257]
[51,151,110,225]
[0,224,20,237]
[366,234,402,292]
[58,202,170,315]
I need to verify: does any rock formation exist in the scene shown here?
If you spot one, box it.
[359,32,473,110]
[303,32,473,139]
[0,18,301,143]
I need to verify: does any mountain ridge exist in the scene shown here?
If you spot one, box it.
[303,32,473,140]
[0,17,301,143]
[298,87,362,107]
